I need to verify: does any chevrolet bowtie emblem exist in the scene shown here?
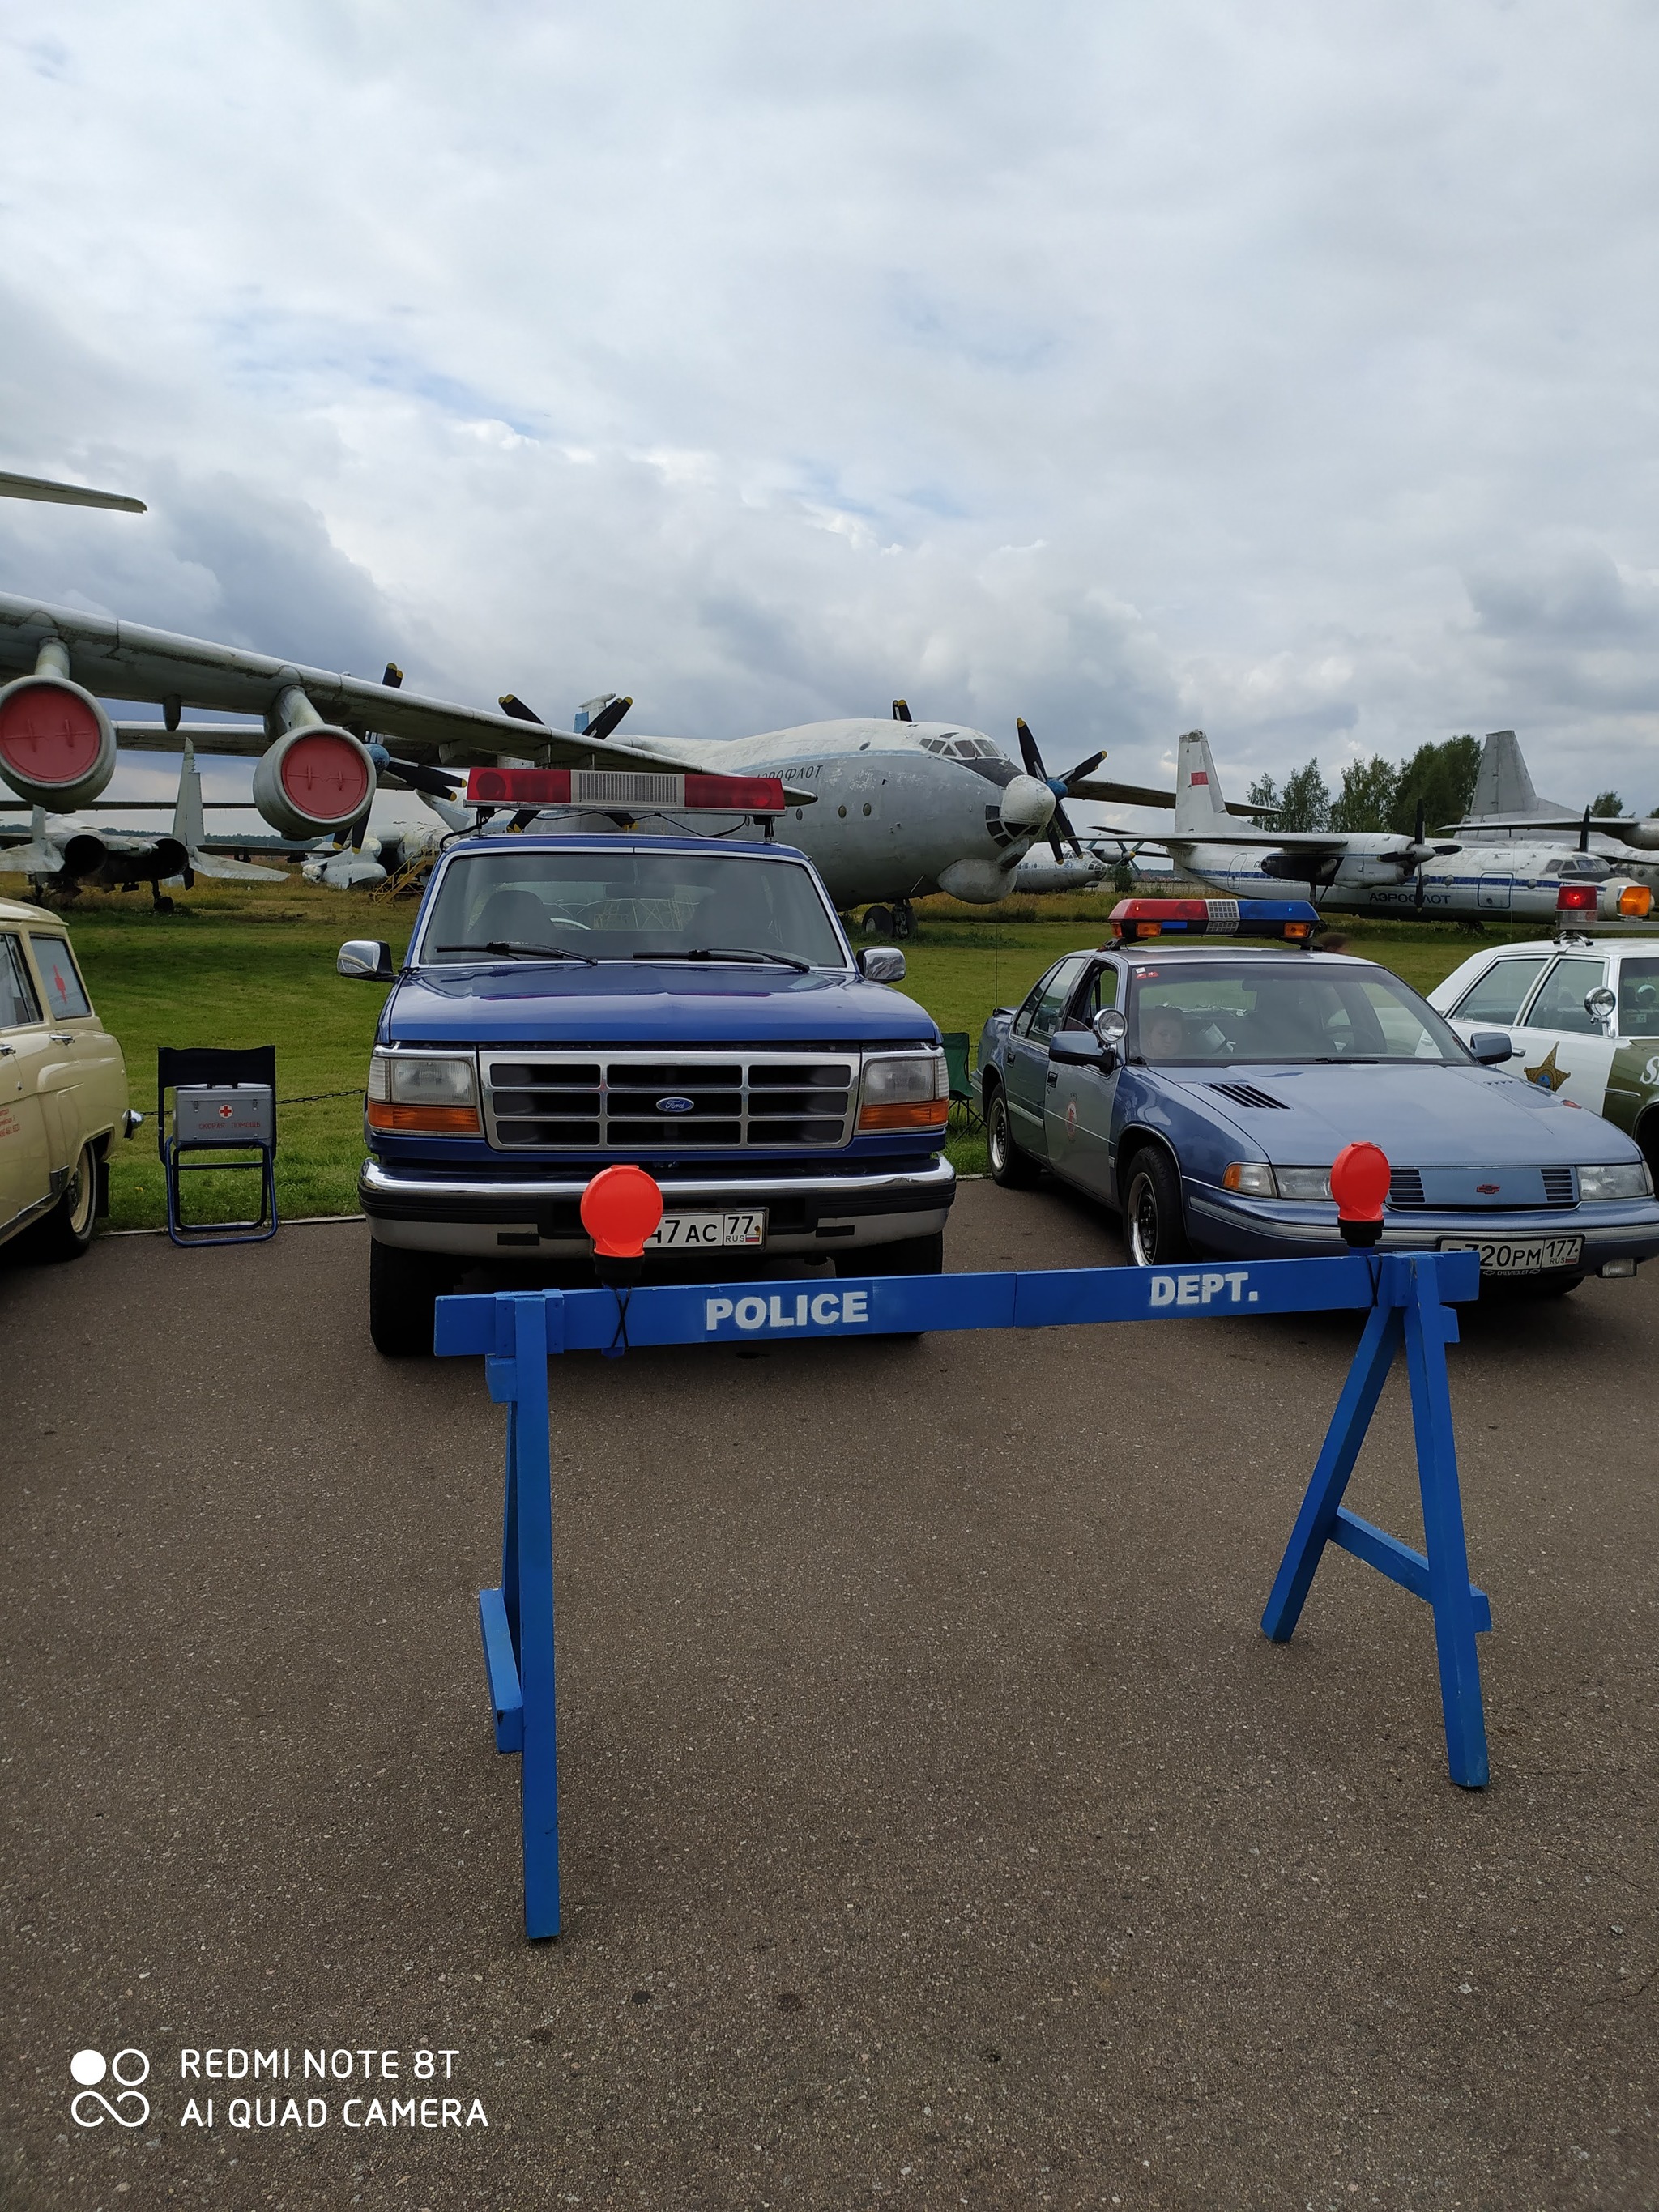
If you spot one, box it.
[1525,1044,1569,1092]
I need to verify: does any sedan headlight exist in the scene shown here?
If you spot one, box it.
[858,1051,949,1132]
[367,1049,480,1133]
[1273,1166,1333,1201]
[1577,1161,1653,1201]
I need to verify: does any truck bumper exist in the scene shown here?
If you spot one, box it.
[360,1155,957,1260]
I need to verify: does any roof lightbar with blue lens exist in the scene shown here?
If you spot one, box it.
[1106,897,1322,944]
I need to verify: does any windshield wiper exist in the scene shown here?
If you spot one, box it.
[634,945,812,974]
[433,940,598,965]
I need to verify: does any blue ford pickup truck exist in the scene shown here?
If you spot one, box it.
[339,827,954,1353]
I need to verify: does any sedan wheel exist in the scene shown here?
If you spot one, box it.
[987,1086,1042,1188]
[1124,1149,1191,1265]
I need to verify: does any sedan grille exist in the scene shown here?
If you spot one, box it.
[481,1051,858,1150]
[1387,1164,1579,1209]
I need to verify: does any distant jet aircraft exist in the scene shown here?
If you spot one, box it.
[1092,731,1652,923]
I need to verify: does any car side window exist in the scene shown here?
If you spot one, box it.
[1014,956,1087,1044]
[1,933,41,1028]
[1064,961,1120,1028]
[1525,956,1608,1036]
[1451,956,1550,1025]
[1617,957,1659,1037]
[28,934,92,1020]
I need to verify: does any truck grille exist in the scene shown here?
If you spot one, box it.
[480,1051,859,1150]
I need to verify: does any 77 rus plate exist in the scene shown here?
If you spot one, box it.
[645,1209,767,1251]
[1439,1233,1584,1276]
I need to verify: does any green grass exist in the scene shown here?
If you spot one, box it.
[6,869,1537,1231]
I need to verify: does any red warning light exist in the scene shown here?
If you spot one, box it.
[579,1164,664,1259]
[1555,884,1598,912]
[1330,1141,1390,1247]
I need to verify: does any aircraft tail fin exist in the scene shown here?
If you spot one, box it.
[1171,731,1231,837]
[172,741,284,880]
[7,807,66,874]
[1469,731,1537,819]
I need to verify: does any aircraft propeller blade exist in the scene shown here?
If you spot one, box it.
[1016,719,1108,857]
[1414,798,1427,907]
[498,693,545,724]
[892,698,912,722]
[1579,806,1592,854]
[382,662,404,689]
[584,695,633,742]
[367,748,463,799]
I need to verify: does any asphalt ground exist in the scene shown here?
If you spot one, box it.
[2,1182,1656,2212]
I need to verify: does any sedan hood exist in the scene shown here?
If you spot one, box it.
[1179,1061,1637,1165]
[385,961,936,1047]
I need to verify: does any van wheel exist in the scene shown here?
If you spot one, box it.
[22,1140,99,1261]
[836,1233,944,1276]
[369,1241,458,1357]
[987,1085,1042,1187]
[1123,1148,1191,1266]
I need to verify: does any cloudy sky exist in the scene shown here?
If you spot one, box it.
[4,0,1659,823]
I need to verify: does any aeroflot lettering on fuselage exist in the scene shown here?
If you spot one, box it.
[705,1289,870,1332]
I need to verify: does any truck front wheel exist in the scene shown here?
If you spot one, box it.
[369,1241,459,1357]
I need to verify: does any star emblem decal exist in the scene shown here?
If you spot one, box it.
[1525,1044,1569,1092]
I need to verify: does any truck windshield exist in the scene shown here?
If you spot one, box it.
[420,848,850,970]
[1128,959,1467,1063]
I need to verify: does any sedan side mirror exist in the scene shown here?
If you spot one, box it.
[859,946,906,982]
[1467,1029,1512,1064]
[1050,1028,1113,1070]
[338,939,394,982]
[1586,985,1618,1027]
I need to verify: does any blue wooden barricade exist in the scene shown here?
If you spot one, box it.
[436,1247,1487,1941]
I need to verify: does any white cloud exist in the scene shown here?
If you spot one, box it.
[3,0,1659,817]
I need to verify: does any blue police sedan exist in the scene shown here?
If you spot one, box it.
[976,901,1659,1293]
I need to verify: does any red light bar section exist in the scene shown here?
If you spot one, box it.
[1112,898,1211,922]
[1555,884,1598,911]
[464,766,789,813]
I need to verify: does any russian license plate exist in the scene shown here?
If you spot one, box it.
[1439,1233,1584,1276]
[644,1209,768,1251]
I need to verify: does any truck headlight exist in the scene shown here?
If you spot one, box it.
[1222,1161,1278,1197]
[367,1049,480,1134]
[858,1051,949,1132]
[1576,1161,1652,1200]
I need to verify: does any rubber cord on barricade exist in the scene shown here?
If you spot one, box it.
[603,1288,632,1361]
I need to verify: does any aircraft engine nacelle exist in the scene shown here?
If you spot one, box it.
[998,774,1057,839]
[1617,819,1659,850]
[1259,847,1341,889]
[0,671,117,810]
[252,727,377,839]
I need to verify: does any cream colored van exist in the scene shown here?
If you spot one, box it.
[0,897,135,1259]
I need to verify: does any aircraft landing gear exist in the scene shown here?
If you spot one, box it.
[892,901,915,940]
[860,901,915,940]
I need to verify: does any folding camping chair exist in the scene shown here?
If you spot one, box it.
[940,1031,982,1134]
[157,1045,279,1247]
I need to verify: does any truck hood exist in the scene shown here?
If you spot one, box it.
[384,961,937,1047]
[1178,1060,1637,1165]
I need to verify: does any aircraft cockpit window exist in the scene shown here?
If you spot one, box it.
[1128,961,1462,1063]
[420,850,849,970]
[0,933,41,1027]
[1618,957,1659,1036]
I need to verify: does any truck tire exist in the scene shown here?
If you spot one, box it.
[19,1140,98,1262]
[987,1084,1043,1188]
[837,1231,945,1276]
[369,1241,458,1357]
[1122,1146,1192,1266]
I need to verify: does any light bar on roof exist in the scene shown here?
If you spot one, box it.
[1106,897,1320,943]
[465,766,790,814]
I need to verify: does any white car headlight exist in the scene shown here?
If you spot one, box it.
[1577,1161,1652,1200]
[1274,1166,1333,1201]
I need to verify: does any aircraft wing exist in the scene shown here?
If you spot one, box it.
[0,591,693,773]
[1067,774,1275,820]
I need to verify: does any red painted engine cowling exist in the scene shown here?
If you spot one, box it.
[251,727,377,838]
[0,674,118,809]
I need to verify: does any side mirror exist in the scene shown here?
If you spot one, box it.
[1049,1029,1107,1068]
[1467,1029,1512,1064]
[859,946,906,982]
[338,939,394,982]
[1586,986,1617,1026]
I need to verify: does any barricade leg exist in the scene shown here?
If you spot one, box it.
[509,1294,561,1937]
[1402,1261,1489,1788]
[1261,1298,1401,1641]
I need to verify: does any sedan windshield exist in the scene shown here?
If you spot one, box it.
[1129,959,1468,1064]
[420,849,849,969]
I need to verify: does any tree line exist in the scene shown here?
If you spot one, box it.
[1245,735,1629,833]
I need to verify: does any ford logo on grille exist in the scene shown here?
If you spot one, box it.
[656,1095,697,1114]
